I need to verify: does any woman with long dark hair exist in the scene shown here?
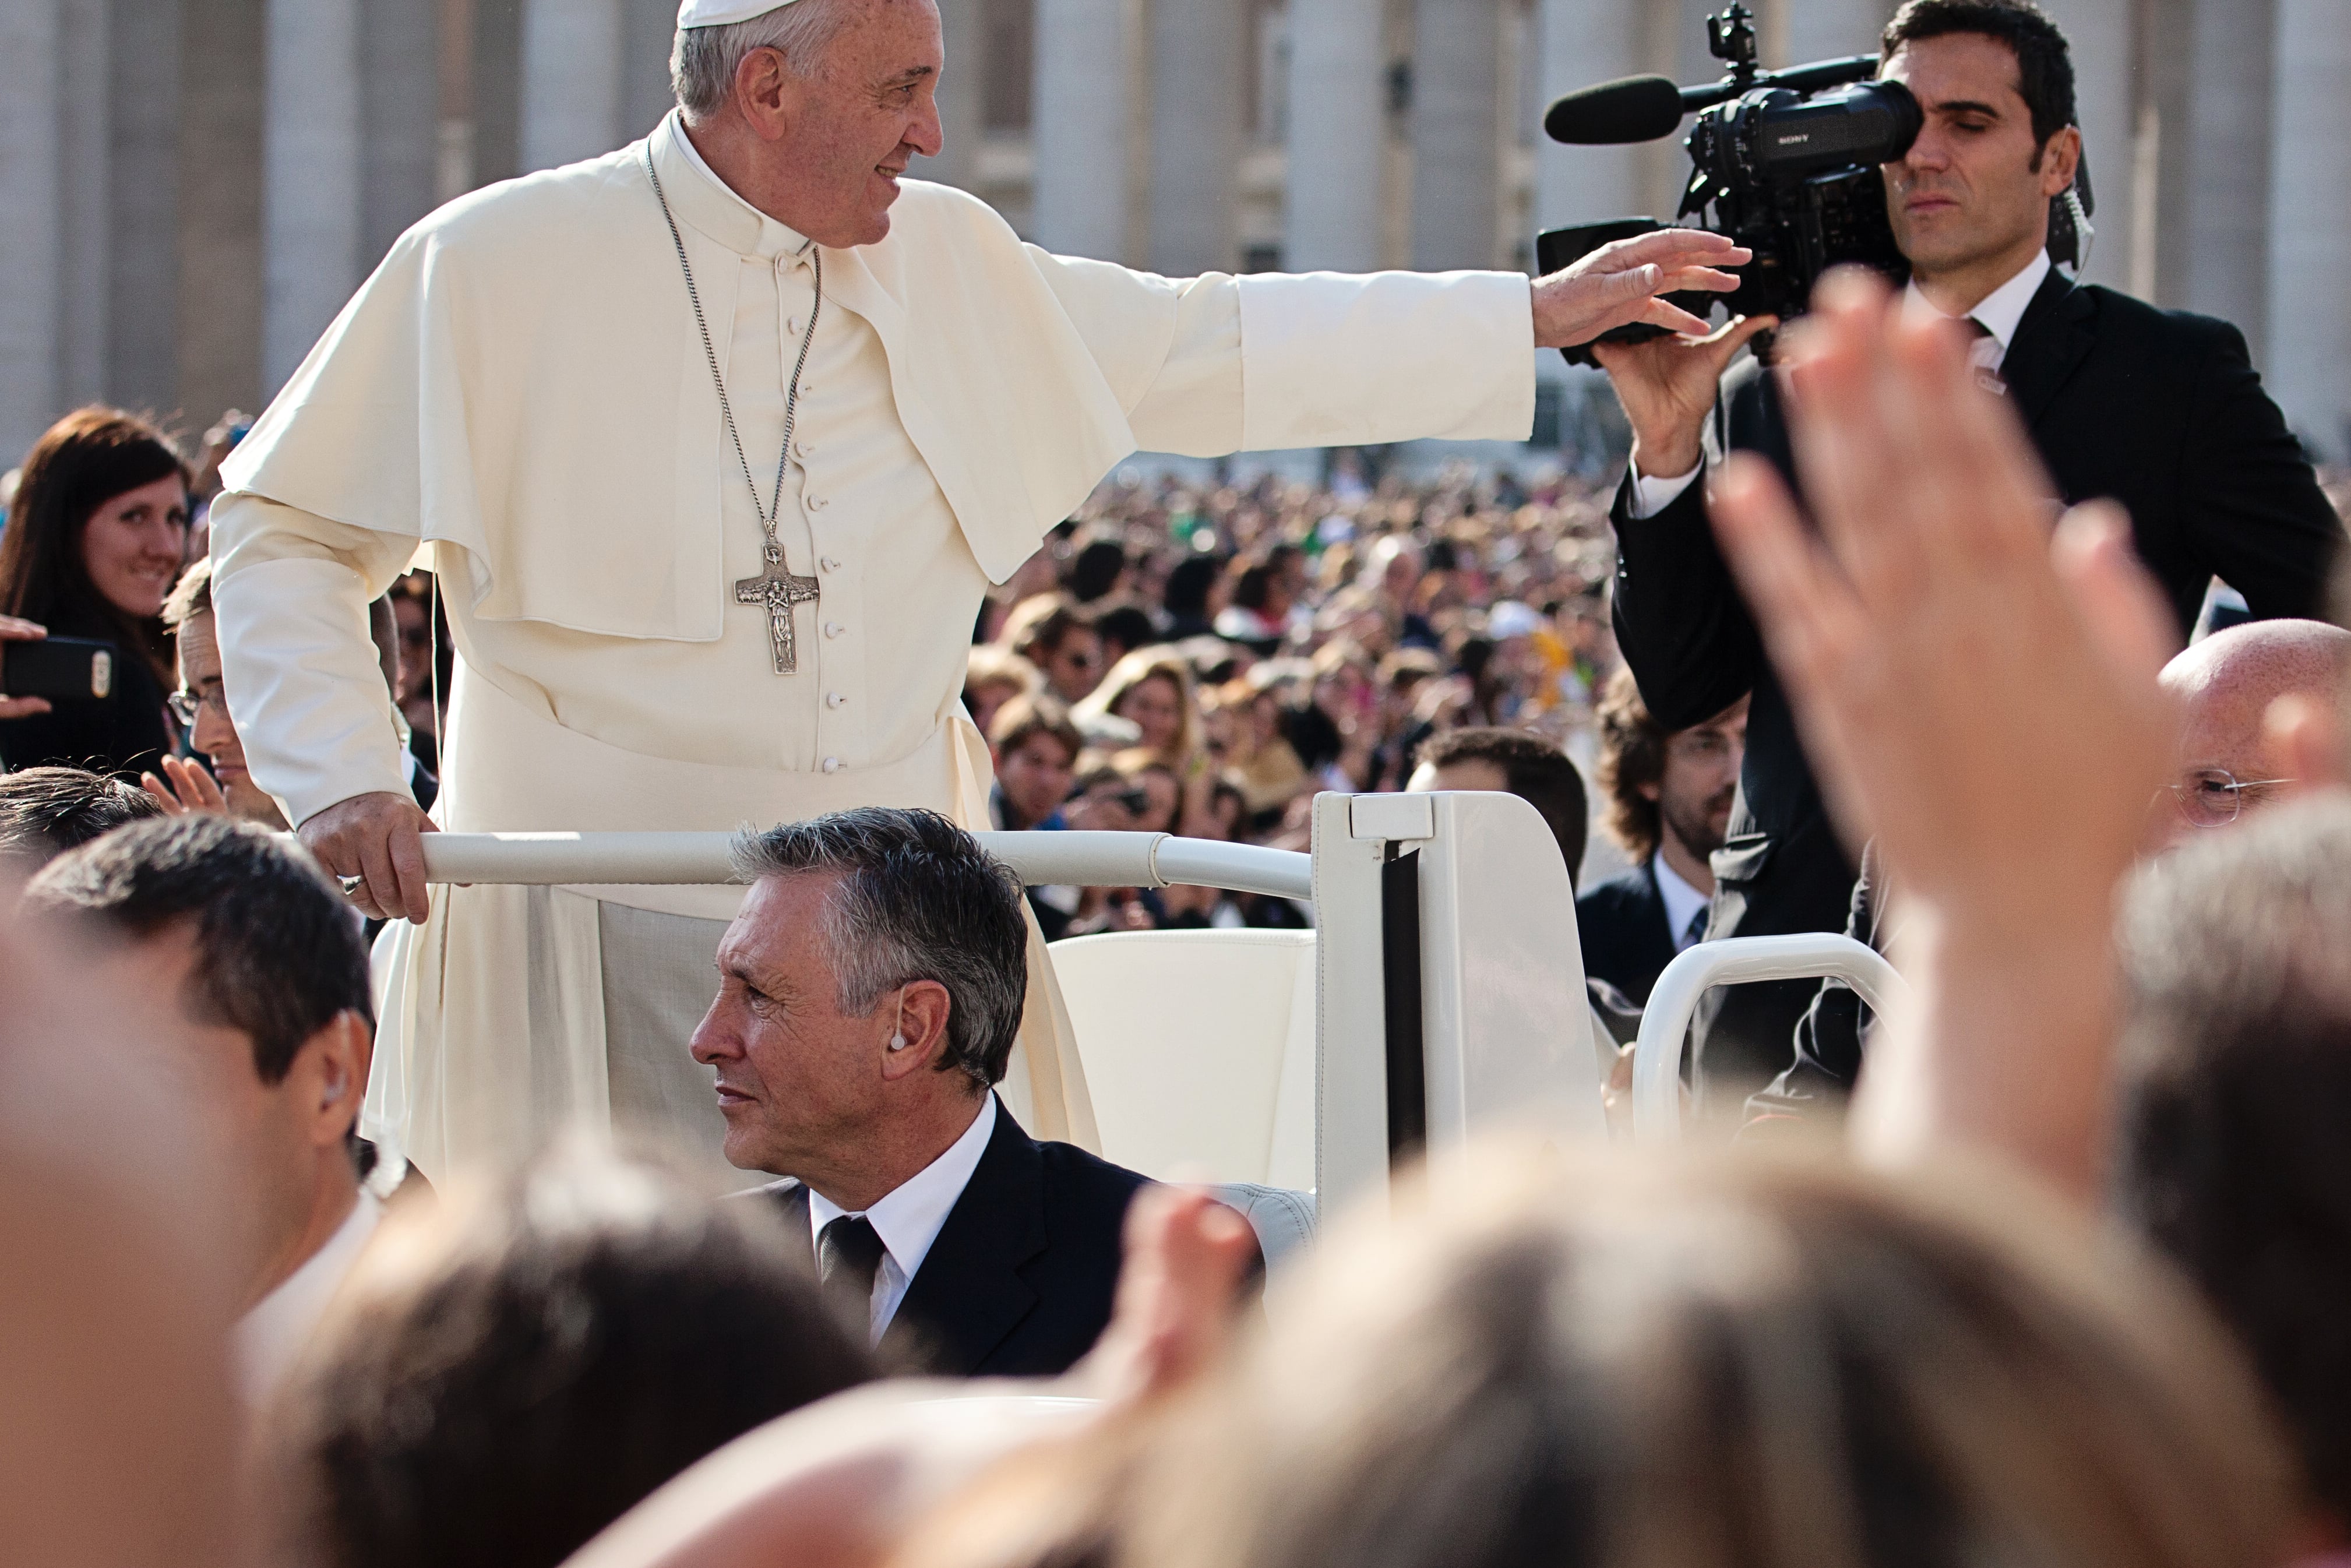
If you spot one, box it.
[0,408,191,778]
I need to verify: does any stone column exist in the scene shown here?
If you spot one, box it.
[364,0,443,266]
[520,0,623,172]
[109,0,185,413]
[179,0,267,425]
[55,0,110,411]
[1782,0,1888,64]
[1031,0,1130,259]
[1535,0,1648,235]
[1410,0,1506,271]
[471,0,527,188]
[914,0,984,188]
[0,0,62,461]
[1285,0,1386,272]
[2035,0,2134,290]
[618,0,678,143]
[262,0,361,392]
[2265,0,2351,463]
[1147,0,1243,275]
[2183,0,2273,346]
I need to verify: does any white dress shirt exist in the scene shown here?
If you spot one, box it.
[1652,851,1711,952]
[1626,249,2054,517]
[808,1094,997,1344]
[232,1189,383,1405]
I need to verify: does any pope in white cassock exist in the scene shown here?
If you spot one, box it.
[210,0,1745,1183]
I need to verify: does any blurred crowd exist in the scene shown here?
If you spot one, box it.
[965,457,1633,933]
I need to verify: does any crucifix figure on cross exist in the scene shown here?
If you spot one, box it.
[736,546,823,675]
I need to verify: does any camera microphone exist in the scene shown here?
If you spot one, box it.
[1543,76,1688,145]
[1545,53,1885,147]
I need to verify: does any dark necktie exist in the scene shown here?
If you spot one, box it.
[1962,316,2005,393]
[1682,905,1710,950]
[817,1215,886,1327]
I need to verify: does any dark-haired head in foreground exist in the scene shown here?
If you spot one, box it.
[23,815,376,1394]
[269,1143,875,1568]
[0,763,164,869]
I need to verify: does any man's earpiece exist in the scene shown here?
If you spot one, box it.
[888,987,909,1051]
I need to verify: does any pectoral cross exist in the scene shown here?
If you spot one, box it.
[736,547,823,675]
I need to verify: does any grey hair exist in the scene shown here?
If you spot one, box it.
[671,0,857,121]
[730,808,1029,1090]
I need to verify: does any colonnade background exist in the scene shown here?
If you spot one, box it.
[2,0,2345,470]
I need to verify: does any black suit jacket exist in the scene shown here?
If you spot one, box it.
[760,1097,1150,1378]
[1576,862,1680,1006]
[1610,267,2344,1090]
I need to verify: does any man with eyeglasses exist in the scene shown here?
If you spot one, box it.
[153,561,434,826]
[155,558,286,827]
[2146,618,2351,851]
[1748,615,2351,1124]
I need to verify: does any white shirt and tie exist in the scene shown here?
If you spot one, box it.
[1626,249,2053,517]
[1652,851,1712,952]
[806,1094,996,1343]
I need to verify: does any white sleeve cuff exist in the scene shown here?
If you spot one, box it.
[1626,460,1703,520]
[214,555,414,828]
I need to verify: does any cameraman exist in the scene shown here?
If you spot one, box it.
[1596,0,2344,1102]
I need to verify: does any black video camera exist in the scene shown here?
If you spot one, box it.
[1538,3,2089,365]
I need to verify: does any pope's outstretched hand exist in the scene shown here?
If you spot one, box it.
[302,790,438,924]
[1531,229,1750,350]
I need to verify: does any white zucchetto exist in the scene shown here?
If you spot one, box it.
[676,0,802,27]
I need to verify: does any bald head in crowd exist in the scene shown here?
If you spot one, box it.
[2151,619,2351,850]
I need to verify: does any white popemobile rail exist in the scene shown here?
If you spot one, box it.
[419,829,1312,901]
[414,794,1605,1215]
[1630,933,1909,1144]
[411,795,1902,1201]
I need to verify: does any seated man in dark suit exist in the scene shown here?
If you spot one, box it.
[1577,670,1748,1004]
[1595,0,2343,1102]
[689,805,1151,1377]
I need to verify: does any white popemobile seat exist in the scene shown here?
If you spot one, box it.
[1049,928,1320,1190]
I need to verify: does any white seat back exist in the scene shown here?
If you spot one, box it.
[1046,929,1317,1189]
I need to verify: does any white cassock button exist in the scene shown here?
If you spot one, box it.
[826,692,847,709]
[795,438,815,458]
[821,756,841,773]
[823,621,844,639]
[820,556,840,573]
[807,495,827,511]
[786,316,799,336]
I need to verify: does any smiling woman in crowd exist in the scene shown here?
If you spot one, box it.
[0,407,191,780]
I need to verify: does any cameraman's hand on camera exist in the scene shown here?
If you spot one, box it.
[1531,229,1749,351]
[1592,313,1778,480]
[299,790,438,924]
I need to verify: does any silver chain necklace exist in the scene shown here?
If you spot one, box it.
[645,140,826,675]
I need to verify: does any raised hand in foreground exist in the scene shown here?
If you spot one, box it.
[1708,267,2181,1201]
